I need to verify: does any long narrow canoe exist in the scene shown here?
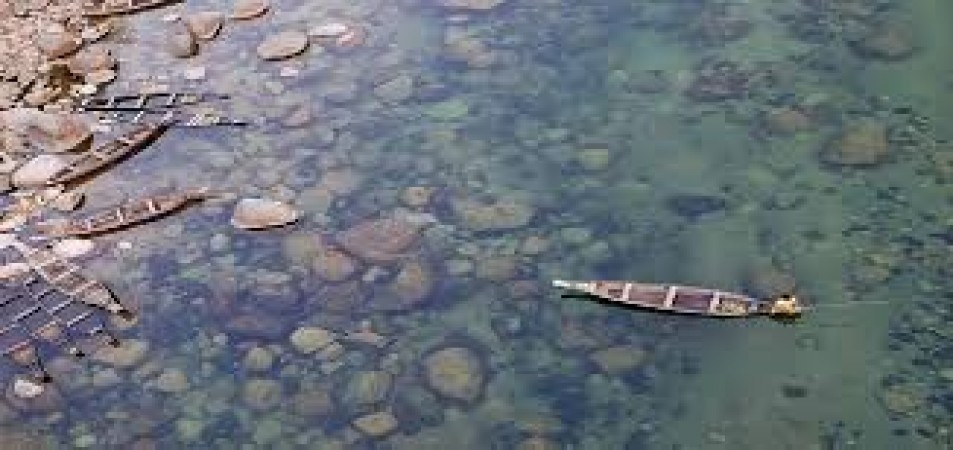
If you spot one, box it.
[553,280,802,319]
[46,121,169,187]
[82,0,183,18]
[37,188,212,238]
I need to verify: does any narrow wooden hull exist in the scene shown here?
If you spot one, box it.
[553,280,765,317]
[82,0,182,17]
[46,122,169,187]
[39,188,208,238]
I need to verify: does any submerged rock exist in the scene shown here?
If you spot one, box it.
[243,346,275,372]
[664,193,728,219]
[231,198,298,230]
[289,327,334,354]
[852,23,918,61]
[423,346,486,403]
[155,368,190,393]
[822,121,889,167]
[590,344,647,375]
[292,384,334,417]
[338,216,422,263]
[576,148,611,171]
[437,0,508,11]
[242,378,283,411]
[352,411,398,438]
[313,248,359,282]
[224,313,289,339]
[383,260,435,310]
[343,371,392,407]
[453,198,535,232]
[92,339,149,369]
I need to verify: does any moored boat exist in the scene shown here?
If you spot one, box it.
[45,121,169,187]
[553,280,802,319]
[37,187,213,238]
[82,0,183,18]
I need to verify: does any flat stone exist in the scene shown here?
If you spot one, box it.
[231,0,269,20]
[231,198,298,230]
[257,31,309,61]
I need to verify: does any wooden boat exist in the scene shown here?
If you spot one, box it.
[553,280,803,319]
[46,121,169,186]
[9,240,134,319]
[37,187,213,238]
[82,0,183,18]
[45,121,169,187]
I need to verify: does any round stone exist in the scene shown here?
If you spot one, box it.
[289,327,334,354]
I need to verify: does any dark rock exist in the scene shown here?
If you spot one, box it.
[822,121,889,167]
[665,194,728,219]
[851,23,918,61]
[223,313,290,339]
[781,383,808,399]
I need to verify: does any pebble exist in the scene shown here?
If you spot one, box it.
[289,327,334,354]
[308,23,349,38]
[242,378,283,411]
[51,238,95,258]
[278,66,300,78]
[243,346,275,372]
[183,66,207,81]
[11,378,43,399]
[155,368,189,393]
[352,411,398,438]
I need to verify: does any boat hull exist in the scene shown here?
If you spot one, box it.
[47,122,168,187]
[553,280,765,317]
[39,189,207,238]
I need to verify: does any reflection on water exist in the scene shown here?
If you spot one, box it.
[1,0,951,448]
